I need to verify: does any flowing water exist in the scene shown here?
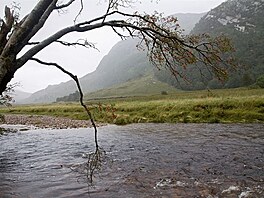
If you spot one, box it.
[0,123,263,197]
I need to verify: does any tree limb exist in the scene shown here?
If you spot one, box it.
[17,14,173,67]
[17,22,105,67]
[1,0,57,58]
[29,57,105,184]
[17,11,234,81]
[29,57,99,149]
[74,0,83,23]
[0,7,15,54]
[17,10,182,67]
[28,39,99,50]
[57,39,98,50]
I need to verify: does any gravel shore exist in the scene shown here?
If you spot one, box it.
[1,114,97,129]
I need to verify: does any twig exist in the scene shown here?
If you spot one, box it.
[74,0,83,23]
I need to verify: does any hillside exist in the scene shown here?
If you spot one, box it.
[22,39,152,103]
[22,13,204,104]
[83,74,179,100]
[12,90,32,104]
[190,0,264,88]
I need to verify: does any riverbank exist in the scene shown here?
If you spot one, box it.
[0,114,96,129]
[0,88,263,125]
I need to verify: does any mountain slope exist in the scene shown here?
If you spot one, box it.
[23,39,152,103]
[190,0,264,88]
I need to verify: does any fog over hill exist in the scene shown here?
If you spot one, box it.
[11,90,32,104]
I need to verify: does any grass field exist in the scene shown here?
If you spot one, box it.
[0,88,263,125]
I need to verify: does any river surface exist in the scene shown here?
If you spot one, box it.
[0,123,263,198]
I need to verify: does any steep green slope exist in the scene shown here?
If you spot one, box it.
[190,0,264,88]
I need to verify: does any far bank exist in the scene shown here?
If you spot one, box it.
[1,88,263,125]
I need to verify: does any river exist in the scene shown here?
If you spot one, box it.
[0,123,263,197]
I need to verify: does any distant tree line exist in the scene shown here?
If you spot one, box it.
[154,64,261,90]
[56,91,80,102]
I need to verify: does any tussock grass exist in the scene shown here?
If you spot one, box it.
[1,88,263,125]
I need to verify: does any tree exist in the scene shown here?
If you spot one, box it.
[0,0,236,183]
[0,83,18,123]
[56,91,80,102]
[0,0,235,95]
[0,83,16,107]
[256,74,264,88]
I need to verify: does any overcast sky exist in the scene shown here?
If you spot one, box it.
[0,0,226,93]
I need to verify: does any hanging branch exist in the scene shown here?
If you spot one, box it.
[74,0,84,23]
[30,57,99,149]
[30,57,105,184]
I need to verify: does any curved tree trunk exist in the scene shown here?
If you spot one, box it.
[0,0,56,94]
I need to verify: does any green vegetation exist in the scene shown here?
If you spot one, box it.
[56,91,80,102]
[0,88,263,125]
[84,74,179,100]
[188,0,264,89]
[256,75,264,88]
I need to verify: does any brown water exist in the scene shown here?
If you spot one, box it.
[0,124,263,197]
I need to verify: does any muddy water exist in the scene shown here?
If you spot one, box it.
[0,124,263,198]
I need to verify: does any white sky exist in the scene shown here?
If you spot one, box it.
[0,0,226,93]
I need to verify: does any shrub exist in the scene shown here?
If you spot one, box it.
[161,91,168,95]
[256,75,264,88]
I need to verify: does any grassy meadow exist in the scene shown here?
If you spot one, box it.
[0,88,264,125]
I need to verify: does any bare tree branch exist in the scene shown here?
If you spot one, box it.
[17,22,105,67]
[29,57,105,184]
[57,39,99,50]
[29,57,99,149]
[17,10,175,67]
[74,0,83,23]
[27,39,99,50]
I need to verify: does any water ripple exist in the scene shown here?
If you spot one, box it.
[0,123,264,197]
